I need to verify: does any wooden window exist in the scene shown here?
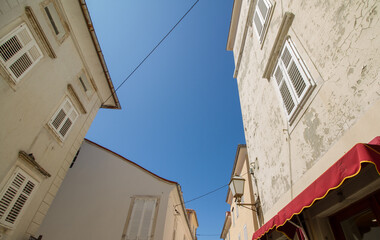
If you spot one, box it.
[0,23,43,83]
[236,203,239,218]
[243,225,248,240]
[125,197,157,240]
[78,72,93,97]
[253,0,272,43]
[0,168,38,228]
[49,97,78,141]
[43,2,66,41]
[273,39,315,123]
[232,208,235,227]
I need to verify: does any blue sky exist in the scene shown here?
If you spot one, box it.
[85,0,245,238]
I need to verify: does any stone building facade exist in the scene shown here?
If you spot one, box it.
[0,0,120,239]
[227,0,380,239]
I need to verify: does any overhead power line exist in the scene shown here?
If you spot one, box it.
[197,234,220,236]
[104,0,200,104]
[184,184,228,204]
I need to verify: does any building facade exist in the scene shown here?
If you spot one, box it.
[38,139,198,240]
[227,0,380,239]
[186,209,199,240]
[0,0,120,239]
[221,145,260,240]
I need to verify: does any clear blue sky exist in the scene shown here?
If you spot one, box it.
[85,0,245,239]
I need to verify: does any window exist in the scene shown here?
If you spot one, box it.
[43,2,66,41]
[232,208,235,226]
[49,97,79,141]
[329,192,380,239]
[125,197,157,240]
[78,72,93,97]
[253,0,272,43]
[243,225,248,240]
[273,39,315,123]
[0,23,43,83]
[0,168,38,228]
[236,203,239,218]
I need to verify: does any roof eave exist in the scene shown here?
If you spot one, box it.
[78,0,121,109]
[225,144,247,203]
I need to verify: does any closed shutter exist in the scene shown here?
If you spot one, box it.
[126,198,157,240]
[243,225,248,240]
[49,98,79,140]
[253,0,272,42]
[0,168,38,228]
[0,23,43,82]
[274,39,314,121]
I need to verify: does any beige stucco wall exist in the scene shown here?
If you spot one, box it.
[0,0,117,239]
[163,189,194,240]
[230,0,380,222]
[225,148,257,240]
[38,140,194,240]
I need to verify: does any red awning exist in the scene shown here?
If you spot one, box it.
[252,136,380,240]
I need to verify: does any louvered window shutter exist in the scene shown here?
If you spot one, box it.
[0,168,38,228]
[243,225,248,240]
[126,198,157,240]
[0,23,43,82]
[253,0,272,42]
[49,98,79,140]
[274,39,314,121]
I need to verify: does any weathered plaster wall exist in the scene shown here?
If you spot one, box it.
[232,0,380,219]
[0,0,116,238]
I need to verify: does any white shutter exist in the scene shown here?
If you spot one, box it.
[236,203,239,218]
[253,0,272,42]
[281,41,312,103]
[243,225,248,240]
[0,23,43,82]
[274,65,297,117]
[126,198,157,240]
[49,98,79,140]
[0,168,38,228]
[274,39,314,121]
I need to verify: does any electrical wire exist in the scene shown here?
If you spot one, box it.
[103,0,200,104]
[184,184,228,204]
[196,234,220,236]
[174,171,249,207]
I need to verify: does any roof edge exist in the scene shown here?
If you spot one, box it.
[84,138,177,185]
[226,144,247,203]
[78,0,121,109]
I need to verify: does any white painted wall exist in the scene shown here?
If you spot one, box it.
[38,140,194,240]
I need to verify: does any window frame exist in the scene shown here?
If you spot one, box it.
[272,38,315,124]
[0,23,43,83]
[48,97,79,141]
[252,0,273,44]
[123,196,159,240]
[329,191,380,239]
[77,70,94,99]
[41,0,68,43]
[0,167,38,229]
